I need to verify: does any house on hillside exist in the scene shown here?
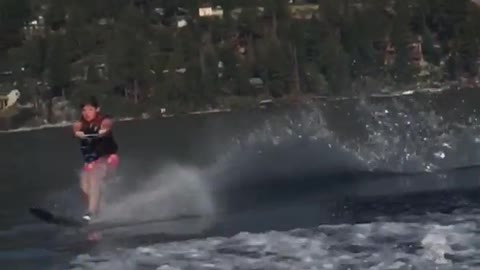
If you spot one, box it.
[71,55,107,82]
[0,89,20,118]
[199,5,224,18]
[408,36,425,68]
[152,6,191,28]
[376,35,427,71]
[23,3,48,40]
[288,0,319,20]
[24,16,46,40]
[177,8,190,28]
[384,42,396,66]
[231,7,265,20]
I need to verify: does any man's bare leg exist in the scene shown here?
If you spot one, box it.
[86,163,107,219]
[80,171,90,205]
[88,172,101,216]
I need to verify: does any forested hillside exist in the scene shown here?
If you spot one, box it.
[1,0,480,118]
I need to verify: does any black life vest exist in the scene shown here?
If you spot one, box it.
[79,114,118,163]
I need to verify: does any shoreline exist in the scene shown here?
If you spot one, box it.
[0,108,233,134]
[0,84,466,134]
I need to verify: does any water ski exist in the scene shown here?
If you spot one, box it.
[29,207,86,227]
[29,207,208,231]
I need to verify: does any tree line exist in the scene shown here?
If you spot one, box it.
[1,0,480,116]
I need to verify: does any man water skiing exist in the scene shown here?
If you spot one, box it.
[73,96,119,223]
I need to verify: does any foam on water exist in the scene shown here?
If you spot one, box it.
[70,209,480,270]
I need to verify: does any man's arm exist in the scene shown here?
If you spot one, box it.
[73,121,85,138]
[99,117,113,136]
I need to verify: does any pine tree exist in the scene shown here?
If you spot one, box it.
[46,33,71,97]
[391,0,414,83]
[0,0,31,50]
[421,21,439,65]
[23,37,48,80]
[456,5,480,77]
[320,33,351,95]
[107,4,152,104]
[45,0,67,31]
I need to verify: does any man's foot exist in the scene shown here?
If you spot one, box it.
[82,212,92,223]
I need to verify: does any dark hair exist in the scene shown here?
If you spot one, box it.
[80,96,99,109]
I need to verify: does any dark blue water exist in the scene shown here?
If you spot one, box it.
[2,88,480,269]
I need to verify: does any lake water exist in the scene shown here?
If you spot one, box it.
[2,88,480,269]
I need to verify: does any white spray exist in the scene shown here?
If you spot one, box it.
[97,163,217,234]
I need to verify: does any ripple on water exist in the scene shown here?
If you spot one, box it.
[70,210,480,270]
